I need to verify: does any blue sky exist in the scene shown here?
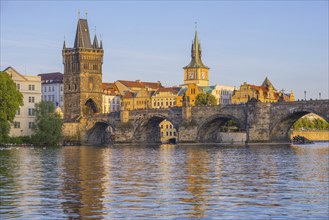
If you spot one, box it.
[1,1,328,99]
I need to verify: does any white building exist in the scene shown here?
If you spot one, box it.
[38,72,64,110]
[102,83,121,113]
[217,85,235,105]
[4,67,41,137]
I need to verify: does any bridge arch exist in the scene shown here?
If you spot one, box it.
[133,114,179,143]
[197,114,246,143]
[87,121,115,145]
[270,107,329,142]
[84,98,98,115]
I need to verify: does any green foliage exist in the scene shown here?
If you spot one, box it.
[292,117,329,131]
[5,136,32,145]
[221,120,240,132]
[32,101,62,146]
[195,92,217,106]
[0,72,23,143]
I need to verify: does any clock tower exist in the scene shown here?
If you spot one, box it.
[183,30,209,86]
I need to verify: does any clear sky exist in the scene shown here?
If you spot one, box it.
[1,1,328,100]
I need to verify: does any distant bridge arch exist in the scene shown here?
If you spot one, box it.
[197,114,246,142]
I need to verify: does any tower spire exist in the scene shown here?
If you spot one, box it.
[63,35,66,49]
[100,34,103,49]
[184,24,208,69]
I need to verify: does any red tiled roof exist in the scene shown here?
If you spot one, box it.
[118,80,163,89]
[156,87,179,94]
[122,91,135,99]
[102,82,119,95]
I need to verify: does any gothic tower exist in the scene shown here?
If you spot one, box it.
[183,30,209,86]
[62,17,104,120]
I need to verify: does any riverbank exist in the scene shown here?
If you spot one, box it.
[291,131,329,141]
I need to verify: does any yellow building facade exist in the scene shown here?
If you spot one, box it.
[176,83,202,107]
[232,77,294,104]
[151,88,179,109]
[159,119,177,143]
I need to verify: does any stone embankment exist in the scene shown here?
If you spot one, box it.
[291,131,329,141]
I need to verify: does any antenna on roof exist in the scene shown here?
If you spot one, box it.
[78,9,80,19]
[85,10,88,19]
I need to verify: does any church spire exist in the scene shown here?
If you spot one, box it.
[184,29,208,69]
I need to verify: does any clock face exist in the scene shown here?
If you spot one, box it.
[189,72,194,79]
[201,72,206,79]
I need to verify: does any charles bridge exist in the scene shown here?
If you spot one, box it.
[62,99,329,145]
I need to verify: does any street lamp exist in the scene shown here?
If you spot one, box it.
[304,90,306,101]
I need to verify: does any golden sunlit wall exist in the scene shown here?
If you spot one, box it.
[151,91,177,109]
[184,84,201,106]
[232,82,294,104]
[159,120,177,143]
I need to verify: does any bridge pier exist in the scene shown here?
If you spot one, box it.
[246,102,271,143]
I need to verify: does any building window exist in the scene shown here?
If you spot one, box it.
[16,84,20,90]
[28,108,35,116]
[60,96,63,102]
[60,86,63,92]
[28,96,35,103]
[52,86,55,92]
[29,122,35,129]
[16,108,20,115]
[44,87,46,92]
[14,122,20,128]
[28,84,35,91]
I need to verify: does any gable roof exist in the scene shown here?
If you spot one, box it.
[117,80,163,89]
[38,72,63,84]
[261,77,276,90]
[3,66,29,81]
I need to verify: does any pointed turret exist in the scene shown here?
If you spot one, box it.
[74,18,92,48]
[184,30,208,69]
[93,34,99,48]
[100,39,103,49]
[63,40,66,49]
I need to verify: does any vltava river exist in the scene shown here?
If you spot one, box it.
[0,144,328,219]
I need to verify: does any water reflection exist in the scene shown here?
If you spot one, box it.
[0,143,328,219]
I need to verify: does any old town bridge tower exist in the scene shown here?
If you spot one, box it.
[62,17,104,120]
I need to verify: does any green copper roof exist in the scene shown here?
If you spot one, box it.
[184,31,209,69]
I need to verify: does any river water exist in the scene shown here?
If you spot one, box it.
[0,143,328,219]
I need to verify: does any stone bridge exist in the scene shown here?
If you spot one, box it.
[62,100,329,144]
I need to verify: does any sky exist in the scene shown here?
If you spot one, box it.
[1,1,328,100]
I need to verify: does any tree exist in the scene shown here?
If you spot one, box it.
[0,71,23,143]
[195,93,207,106]
[32,101,62,146]
[195,92,217,106]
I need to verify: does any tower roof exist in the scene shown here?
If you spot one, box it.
[261,77,276,90]
[184,31,209,69]
[74,19,92,48]
[93,34,99,48]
